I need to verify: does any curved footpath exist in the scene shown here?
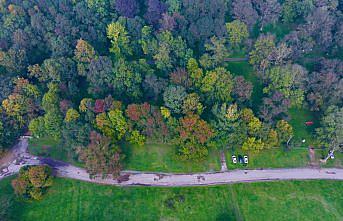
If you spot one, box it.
[1,139,343,186]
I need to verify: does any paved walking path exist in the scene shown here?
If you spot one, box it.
[1,139,343,186]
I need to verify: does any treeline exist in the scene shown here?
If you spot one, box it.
[0,0,342,176]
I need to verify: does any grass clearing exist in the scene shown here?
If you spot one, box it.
[28,137,82,167]
[288,107,318,148]
[1,177,342,221]
[262,23,293,41]
[226,148,309,169]
[226,61,263,111]
[225,107,320,169]
[320,151,343,169]
[234,180,343,221]
[29,138,221,172]
[123,143,221,172]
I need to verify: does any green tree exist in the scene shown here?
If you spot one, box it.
[112,59,142,99]
[316,106,343,151]
[182,93,203,115]
[44,111,63,140]
[42,83,60,111]
[249,35,276,72]
[160,106,171,119]
[242,137,265,152]
[187,58,203,89]
[141,29,192,72]
[201,36,230,68]
[282,0,314,23]
[29,117,45,138]
[265,128,279,147]
[107,22,132,57]
[210,103,244,148]
[95,109,128,141]
[247,116,262,136]
[163,85,187,114]
[200,67,233,104]
[65,108,80,123]
[127,130,146,146]
[226,20,249,48]
[264,65,307,107]
[276,120,293,144]
[41,83,63,140]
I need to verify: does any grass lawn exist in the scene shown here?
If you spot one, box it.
[288,107,319,148]
[1,177,342,221]
[321,151,343,169]
[225,107,320,169]
[28,137,82,167]
[262,23,293,41]
[226,61,263,111]
[233,180,343,221]
[226,148,309,169]
[122,143,221,173]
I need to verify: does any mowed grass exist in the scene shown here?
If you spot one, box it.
[262,22,293,41]
[226,61,263,111]
[226,107,320,169]
[29,138,219,172]
[323,152,343,168]
[234,180,343,221]
[1,177,342,221]
[28,137,82,167]
[289,107,319,148]
[226,148,309,169]
[123,143,221,173]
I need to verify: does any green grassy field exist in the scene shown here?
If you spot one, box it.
[1,177,342,221]
[321,151,343,168]
[288,108,319,147]
[28,137,82,167]
[221,102,319,169]
[226,148,309,169]
[262,23,293,41]
[226,61,264,111]
[123,143,221,172]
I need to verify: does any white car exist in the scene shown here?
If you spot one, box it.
[232,155,237,164]
[243,155,248,164]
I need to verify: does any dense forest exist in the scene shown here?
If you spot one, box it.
[0,0,342,177]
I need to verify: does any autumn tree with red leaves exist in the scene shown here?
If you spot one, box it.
[176,114,214,160]
[79,131,122,178]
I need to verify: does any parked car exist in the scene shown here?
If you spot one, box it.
[232,155,237,164]
[238,155,244,164]
[243,155,249,164]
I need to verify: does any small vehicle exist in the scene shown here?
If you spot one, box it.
[238,155,244,164]
[243,155,249,164]
[232,155,237,164]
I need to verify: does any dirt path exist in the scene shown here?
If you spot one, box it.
[1,139,343,186]
[220,151,228,172]
[224,57,248,62]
